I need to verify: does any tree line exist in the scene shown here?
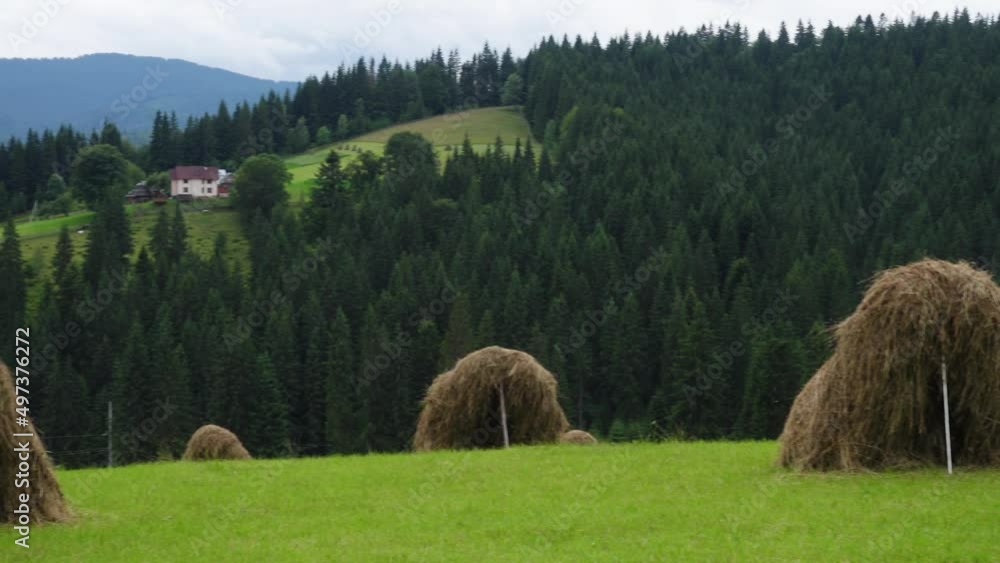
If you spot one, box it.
[1,10,999,466]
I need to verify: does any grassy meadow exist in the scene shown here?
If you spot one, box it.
[353,106,533,145]
[284,106,535,199]
[17,200,246,310]
[5,441,998,562]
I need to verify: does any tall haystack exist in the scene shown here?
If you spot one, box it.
[0,362,69,523]
[779,259,1000,470]
[182,425,252,461]
[561,429,598,445]
[414,346,569,451]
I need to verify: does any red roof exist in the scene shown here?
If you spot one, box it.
[170,166,219,181]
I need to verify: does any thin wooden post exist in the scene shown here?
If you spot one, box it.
[498,386,510,448]
[107,401,113,468]
[941,361,953,475]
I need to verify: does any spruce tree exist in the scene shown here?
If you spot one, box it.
[43,359,90,468]
[439,293,476,369]
[112,320,156,463]
[326,308,360,454]
[0,219,26,364]
[244,353,290,457]
[737,323,807,439]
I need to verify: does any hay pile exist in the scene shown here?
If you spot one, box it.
[779,259,1000,470]
[414,346,569,450]
[182,425,252,461]
[0,362,69,523]
[561,429,598,445]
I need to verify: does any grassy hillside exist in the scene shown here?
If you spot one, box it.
[354,106,532,145]
[5,442,998,561]
[284,106,533,199]
[17,200,246,309]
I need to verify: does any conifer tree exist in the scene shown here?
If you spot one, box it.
[737,322,807,439]
[327,308,361,454]
[243,353,289,458]
[0,219,26,364]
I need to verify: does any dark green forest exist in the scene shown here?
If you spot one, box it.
[2,11,1000,467]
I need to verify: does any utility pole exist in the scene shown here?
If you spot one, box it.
[107,401,113,468]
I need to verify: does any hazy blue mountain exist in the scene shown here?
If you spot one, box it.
[0,53,297,142]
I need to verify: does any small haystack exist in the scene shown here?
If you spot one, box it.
[414,346,569,451]
[561,429,598,445]
[0,362,69,523]
[182,425,252,461]
[779,259,1000,470]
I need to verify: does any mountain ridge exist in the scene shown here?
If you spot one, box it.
[0,53,298,142]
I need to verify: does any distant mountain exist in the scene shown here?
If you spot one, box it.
[0,53,297,142]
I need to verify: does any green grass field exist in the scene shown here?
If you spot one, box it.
[284,106,534,200]
[5,442,997,561]
[14,212,96,240]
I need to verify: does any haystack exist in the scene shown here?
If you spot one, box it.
[182,425,251,461]
[0,361,69,523]
[414,346,569,450]
[779,259,1000,470]
[561,429,598,445]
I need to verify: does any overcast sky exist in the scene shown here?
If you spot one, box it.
[3,1,995,81]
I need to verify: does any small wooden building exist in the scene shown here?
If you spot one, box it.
[125,182,167,205]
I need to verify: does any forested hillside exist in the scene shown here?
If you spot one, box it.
[2,11,999,467]
[0,54,296,142]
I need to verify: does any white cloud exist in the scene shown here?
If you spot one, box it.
[2,0,995,80]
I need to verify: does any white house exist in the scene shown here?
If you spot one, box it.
[169,166,221,198]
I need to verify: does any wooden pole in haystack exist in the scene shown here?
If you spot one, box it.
[941,360,953,475]
[498,386,510,448]
[107,401,113,468]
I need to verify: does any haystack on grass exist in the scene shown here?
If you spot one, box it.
[561,429,598,445]
[414,346,569,451]
[0,362,69,523]
[780,259,1000,470]
[182,425,251,461]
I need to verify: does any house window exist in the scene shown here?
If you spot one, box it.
[183,187,188,193]
[184,179,189,184]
